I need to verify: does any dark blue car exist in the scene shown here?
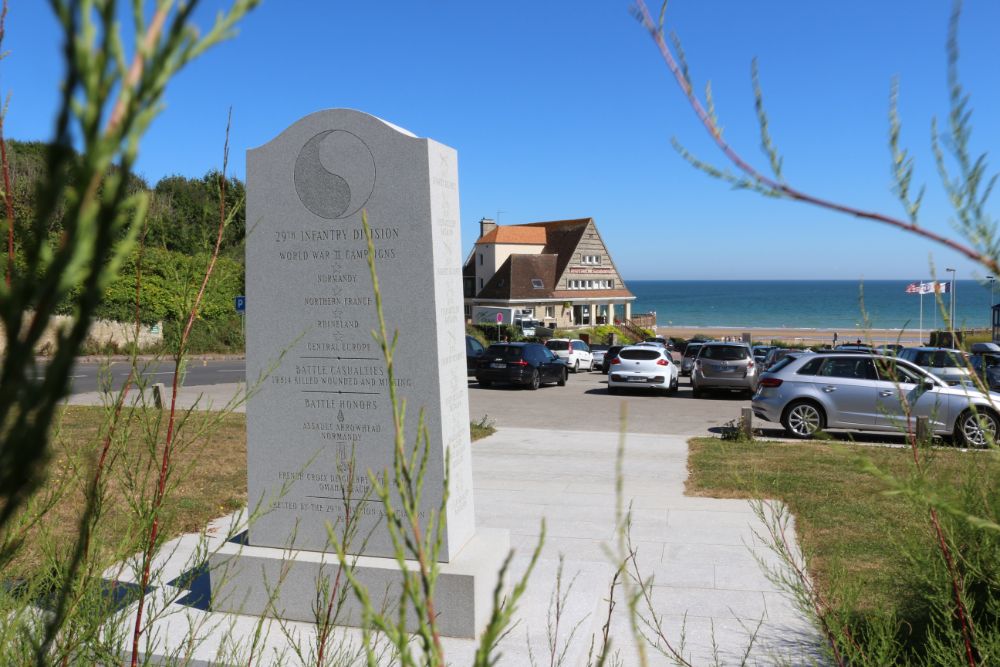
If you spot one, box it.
[475,342,568,390]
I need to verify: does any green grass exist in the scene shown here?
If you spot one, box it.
[687,437,1000,615]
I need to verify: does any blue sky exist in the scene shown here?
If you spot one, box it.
[4,1,1000,281]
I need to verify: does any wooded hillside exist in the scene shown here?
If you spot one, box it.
[6,140,247,352]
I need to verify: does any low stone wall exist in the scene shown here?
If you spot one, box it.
[631,312,656,328]
[0,314,164,355]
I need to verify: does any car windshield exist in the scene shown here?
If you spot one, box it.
[485,345,524,361]
[700,345,748,361]
[914,350,965,368]
[684,344,703,358]
[545,340,569,351]
[619,349,661,361]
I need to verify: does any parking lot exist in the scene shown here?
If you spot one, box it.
[467,367,752,436]
[467,366,926,446]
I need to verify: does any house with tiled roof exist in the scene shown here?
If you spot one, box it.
[463,217,636,328]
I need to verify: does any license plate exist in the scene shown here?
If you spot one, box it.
[490,362,506,369]
[718,366,736,373]
[627,376,646,383]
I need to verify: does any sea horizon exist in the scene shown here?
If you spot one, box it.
[624,279,995,331]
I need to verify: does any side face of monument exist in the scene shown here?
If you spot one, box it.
[243,109,474,560]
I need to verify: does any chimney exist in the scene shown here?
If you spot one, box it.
[479,217,497,239]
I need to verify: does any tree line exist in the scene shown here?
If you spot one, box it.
[6,139,247,350]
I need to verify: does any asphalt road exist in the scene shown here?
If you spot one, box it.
[50,358,246,395]
[467,366,753,436]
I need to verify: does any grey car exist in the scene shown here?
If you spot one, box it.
[681,342,704,377]
[752,345,775,367]
[897,347,971,386]
[691,342,757,397]
[752,353,1000,447]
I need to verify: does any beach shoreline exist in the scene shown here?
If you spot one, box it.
[653,325,947,346]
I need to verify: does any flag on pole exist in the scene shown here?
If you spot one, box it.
[905,281,950,294]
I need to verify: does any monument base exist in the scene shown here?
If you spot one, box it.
[209,529,510,639]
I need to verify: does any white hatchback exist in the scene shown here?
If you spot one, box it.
[545,338,595,373]
[607,345,679,394]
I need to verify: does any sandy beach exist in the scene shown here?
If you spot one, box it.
[654,325,937,346]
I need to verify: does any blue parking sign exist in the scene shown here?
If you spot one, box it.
[235,295,246,313]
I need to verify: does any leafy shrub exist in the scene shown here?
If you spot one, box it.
[464,323,488,347]
[472,323,524,343]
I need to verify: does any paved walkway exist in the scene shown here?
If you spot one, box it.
[463,427,821,665]
[68,384,822,664]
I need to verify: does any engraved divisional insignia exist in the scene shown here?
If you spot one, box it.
[293,130,376,220]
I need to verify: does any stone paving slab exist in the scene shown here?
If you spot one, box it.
[65,383,824,664]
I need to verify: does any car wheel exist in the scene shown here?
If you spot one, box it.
[670,376,679,394]
[781,400,825,439]
[527,370,540,390]
[954,408,999,448]
[572,360,579,374]
[558,369,567,386]
[478,379,492,388]
[589,359,595,371]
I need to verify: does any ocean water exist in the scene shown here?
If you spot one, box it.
[626,280,995,331]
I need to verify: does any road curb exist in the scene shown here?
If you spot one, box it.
[42,353,247,363]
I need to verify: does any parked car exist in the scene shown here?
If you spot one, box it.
[835,344,876,353]
[644,336,670,348]
[763,347,799,371]
[753,352,1000,447]
[691,342,758,397]
[681,342,704,377]
[475,342,567,390]
[607,345,679,395]
[590,344,610,371]
[876,343,904,356]
[545,338,595,372]
[601,345,625,374]
[897,347,971,386]
[466,335,486,377]
[969,342,1000,391]
[752,345,775,368]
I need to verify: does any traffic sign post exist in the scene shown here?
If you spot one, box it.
[496,311,503,342]
[235,295,246,343]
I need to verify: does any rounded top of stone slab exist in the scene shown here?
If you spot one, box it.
[250,109,426,221]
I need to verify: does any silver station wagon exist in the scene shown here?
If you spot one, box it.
[752,353,1000,447]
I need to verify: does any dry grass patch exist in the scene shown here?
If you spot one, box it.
[8,407,497,581]
[7,405,246,580]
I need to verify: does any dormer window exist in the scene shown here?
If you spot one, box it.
[531,278,544,289]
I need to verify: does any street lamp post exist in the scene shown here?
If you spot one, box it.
[946,268,957,332]
[989,275,996,328]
